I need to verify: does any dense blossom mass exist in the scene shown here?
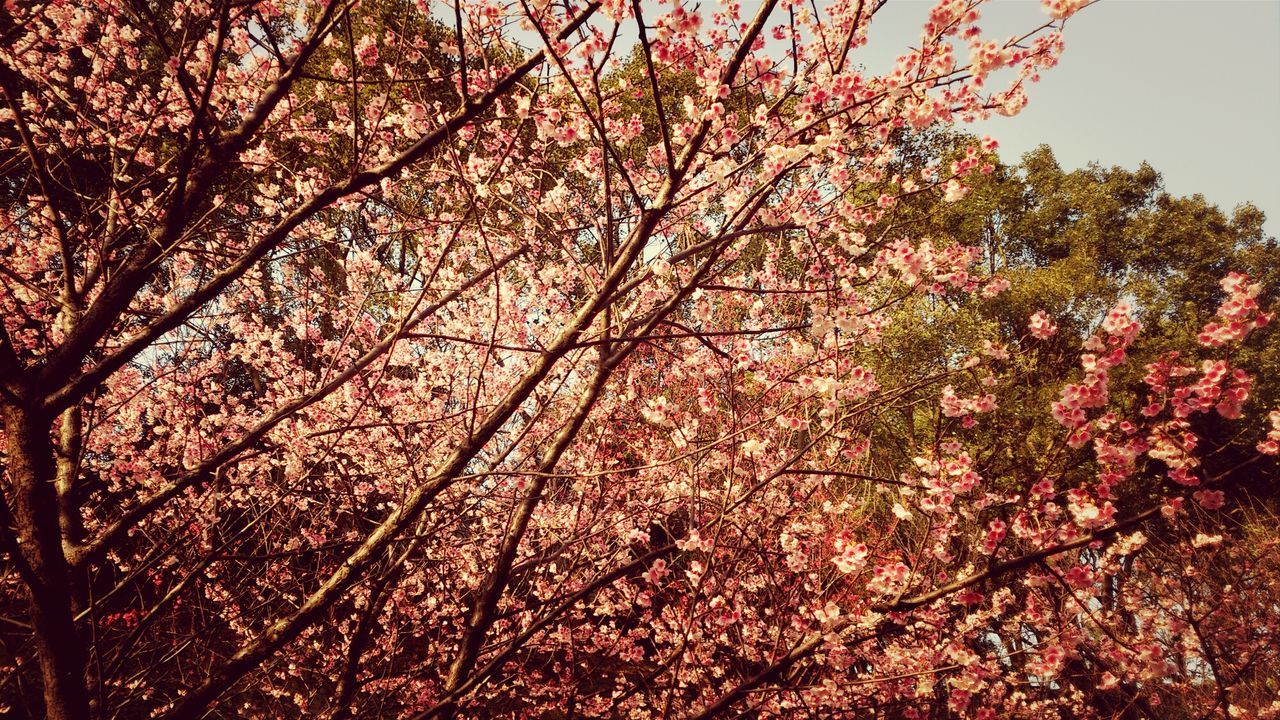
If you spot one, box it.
[0,0,1277,719]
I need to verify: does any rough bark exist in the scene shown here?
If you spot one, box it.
[2,404,88,720]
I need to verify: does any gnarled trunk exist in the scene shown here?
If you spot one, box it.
[3,404,88,720]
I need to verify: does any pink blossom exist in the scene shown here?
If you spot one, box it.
[1192,489,1225,510]
[1028,310,1058,339]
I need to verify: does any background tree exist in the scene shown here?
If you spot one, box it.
[855,134,1280,717]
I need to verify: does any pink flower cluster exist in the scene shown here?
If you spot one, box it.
[1192,489,1225,510]
[831,536,869,574]
[1143,357,1253,421]
[1260,410,1280,455]
[1178,361,1252,419]
[980,276,1011,298]
[1027,310,1057,339]
[980,519,1007,554]
[1050,302,1141,447]
[940,384,997,421]
[1067,487,1116,529]
[1041,0,1090,20]
[641,558,670,585]
[1197,272,1270,347]
[868,562,911,594]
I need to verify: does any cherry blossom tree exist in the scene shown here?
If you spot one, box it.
[1,0,1277,718]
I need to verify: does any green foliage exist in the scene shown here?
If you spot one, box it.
[867,136,1279,499]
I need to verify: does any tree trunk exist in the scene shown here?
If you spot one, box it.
[3,404,89,720]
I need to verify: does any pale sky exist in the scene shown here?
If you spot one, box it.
[860,0,1280,234]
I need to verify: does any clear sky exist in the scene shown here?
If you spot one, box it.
[860,0,1280,234]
